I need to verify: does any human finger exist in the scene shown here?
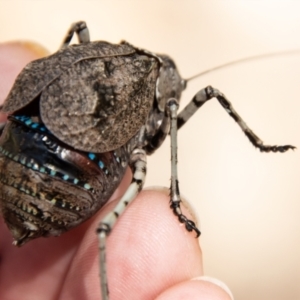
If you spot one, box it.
[155,276,234,300]
[59,189,203,300]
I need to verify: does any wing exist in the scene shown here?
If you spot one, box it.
[40,53,159,153]
[2,42,136,113]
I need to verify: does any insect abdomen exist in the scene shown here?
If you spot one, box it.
[0,116,129,246]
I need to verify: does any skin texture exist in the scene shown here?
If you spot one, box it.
[0,42,233,300]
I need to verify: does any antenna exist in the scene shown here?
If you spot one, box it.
[186,49,300,82]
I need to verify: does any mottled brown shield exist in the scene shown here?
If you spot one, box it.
[40,53,158,152]
[2,42,159,152]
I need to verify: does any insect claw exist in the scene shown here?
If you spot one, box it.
[194,228,201,238]
[273,144,296,152]
[186,220,201,238]
[283,145,297,151]
[177,214,201,237]
[258,144,296,153]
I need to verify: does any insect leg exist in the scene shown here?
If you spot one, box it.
[168,98,201,237]
[97,148,147,300]
[60,21,90,48]
[177,86,295,152]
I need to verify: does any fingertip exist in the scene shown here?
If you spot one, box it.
[62,188,203,299]
[143,187,201,237]
[14,41,50,58]
[0,41,49,61]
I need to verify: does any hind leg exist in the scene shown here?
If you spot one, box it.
[60,21,90,48]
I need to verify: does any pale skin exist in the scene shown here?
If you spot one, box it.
[0,42,233,300]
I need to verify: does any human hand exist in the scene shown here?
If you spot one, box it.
[0,42,233,300]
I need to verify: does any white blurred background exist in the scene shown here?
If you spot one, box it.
[1,1,300,299]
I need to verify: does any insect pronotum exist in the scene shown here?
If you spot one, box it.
[0,21,295,299]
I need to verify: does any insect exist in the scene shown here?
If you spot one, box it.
[0,21,295,299]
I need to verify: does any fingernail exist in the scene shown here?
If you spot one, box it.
[2,41,49,58]
[192,276,234,300]
[20,41,49,57]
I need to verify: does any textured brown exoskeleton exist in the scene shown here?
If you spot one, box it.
[0,21,295,299]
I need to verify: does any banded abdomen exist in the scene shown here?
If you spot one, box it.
[0,115,129,246]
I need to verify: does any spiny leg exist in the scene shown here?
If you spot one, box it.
[144,99,200,236]
[177,86,295,152]
[168,98,201,237]
[60,21,90,48]
[97,148,147,300]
